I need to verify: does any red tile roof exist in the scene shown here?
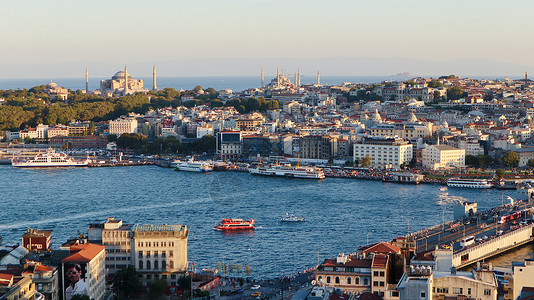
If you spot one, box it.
[322,257,372,268]
[363,242,401,254]
[0,273,13,286]
[371,254,388,268]
[62,243,105,263]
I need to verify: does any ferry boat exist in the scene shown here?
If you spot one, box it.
[173,159,213,172]
[214,218,255,231]
[11,149,89,168]
[446,178,492,189]
[280,212,305,222]
[248,163,325,179]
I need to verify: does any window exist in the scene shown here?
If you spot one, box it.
[146,251,151,258]
[146,260,151,270]
[379,271,384,277]
[335,277,340,284]
[138,261,143,270]
[363,278,368,285]
[347,277,351,285]
[326,277,331,283]
[169,251,174,257]
[154,251,158,257]
[373,281,379,287]
[467,288,471,295]
[453,288,463,294]
[355,277,359,284]
[162,260,166,269]
[484,289,491,296]
[154,260,159,269]
[421,292,425,298]
[373,271,379,276]
[379,282,385,287]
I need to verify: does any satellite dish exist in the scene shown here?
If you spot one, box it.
[311,280,317,286]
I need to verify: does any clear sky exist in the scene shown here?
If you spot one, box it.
[1,0,533,77]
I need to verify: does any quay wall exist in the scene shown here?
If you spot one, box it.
[452,223,534,268]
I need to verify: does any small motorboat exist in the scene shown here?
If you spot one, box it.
[281,212,305,222]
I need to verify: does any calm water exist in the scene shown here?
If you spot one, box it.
[0,76,389,92]
[0,165,531,278]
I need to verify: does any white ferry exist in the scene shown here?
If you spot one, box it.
[173,160,213,172]
[447,178,492,189]
[248,163,325,179]
[11,149,89,168]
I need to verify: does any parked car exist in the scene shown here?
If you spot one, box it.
[251,285,261,290]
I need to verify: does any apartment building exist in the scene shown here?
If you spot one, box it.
[353,137,413,169]
[422,144,465,170]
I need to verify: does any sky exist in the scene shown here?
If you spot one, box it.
[1,0,533,78]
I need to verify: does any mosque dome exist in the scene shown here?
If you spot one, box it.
[47,81,58,89]
[112,70,132,80]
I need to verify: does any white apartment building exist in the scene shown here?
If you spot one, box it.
[397,265,497,300]
[62,243,107,300]
[196,124,214,138]
[422,145,465,170]
[369,123,433,140]
[109,117,138,136]
[353,137,413,169]
[504,259,534,300]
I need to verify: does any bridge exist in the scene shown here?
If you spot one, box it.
[407,198,534,268]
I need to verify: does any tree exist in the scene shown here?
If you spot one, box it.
[528,158,534,168]
[433,90,441,101]
[88,121,95,135]
[114,266,142,299]
[495,168,505,179]
[117,133,147,150]
[107,134,118,142]
[447,86,467,100]
[465,155,478,168]
[245,265,251,277]
[149,278,167,299]
[361,155,372,168]
[503,151,519,168]
[428,80,444,88]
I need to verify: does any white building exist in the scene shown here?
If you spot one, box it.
[196,124,214,138]
[353,137,413,169]
[61,243,107,300]
[109,117,138,136]
[504,259,534,300]
[422,144,465,170]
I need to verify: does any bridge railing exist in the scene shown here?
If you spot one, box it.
[453,223,534,261]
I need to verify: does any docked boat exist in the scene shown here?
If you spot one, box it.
[447,178,492,189]
[11,149,89,168]
[214,218,255,231]
[248,163,325,179]
[281,212,305,222]
[173,159,213,172]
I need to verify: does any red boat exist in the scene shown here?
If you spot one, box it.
[214,218,255,231]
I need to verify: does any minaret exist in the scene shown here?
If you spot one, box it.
[298,67,301,86]
[261,67,264,88]
[153,65,157,91]
[317,70,321,85]
[277,66,280,88]
[526,72,529,83]
[124,65,129,95]
[85,68,89,92]
[294,70,298,87]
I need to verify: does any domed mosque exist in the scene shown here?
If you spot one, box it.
[100,66,148,96]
